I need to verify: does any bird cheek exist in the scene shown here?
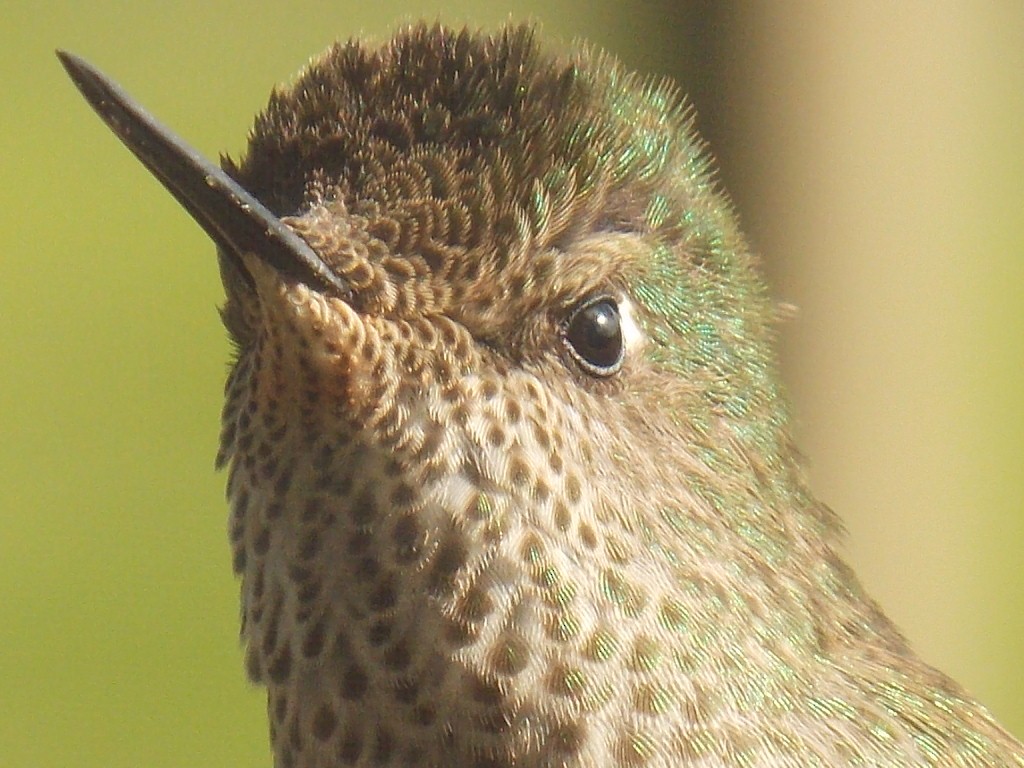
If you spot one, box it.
[341,321,402,430]
[245,277,370,414]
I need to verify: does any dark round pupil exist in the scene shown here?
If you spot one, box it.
[567,299,623,371]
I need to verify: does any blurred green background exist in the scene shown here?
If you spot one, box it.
[2,2,1021,765]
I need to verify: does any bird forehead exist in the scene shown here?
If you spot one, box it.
[228,24,692,239]
[283,198,650,343]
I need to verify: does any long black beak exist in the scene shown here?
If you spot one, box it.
[56,50,349,297]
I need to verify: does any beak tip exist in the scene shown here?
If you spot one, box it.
[55,49,84,83]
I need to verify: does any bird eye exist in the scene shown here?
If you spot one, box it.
[563,297,624,376]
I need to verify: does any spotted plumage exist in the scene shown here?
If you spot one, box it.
[61,22,1023,768]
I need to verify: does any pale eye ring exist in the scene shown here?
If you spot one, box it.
[563,296,624,376]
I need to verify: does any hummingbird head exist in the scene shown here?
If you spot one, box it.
[219,21,794,504]
[204,25,833,764]
[63,23,980,768]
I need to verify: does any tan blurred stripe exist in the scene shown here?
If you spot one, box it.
[713,3,1024,731]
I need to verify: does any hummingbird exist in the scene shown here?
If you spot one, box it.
[59,23,1023,768]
